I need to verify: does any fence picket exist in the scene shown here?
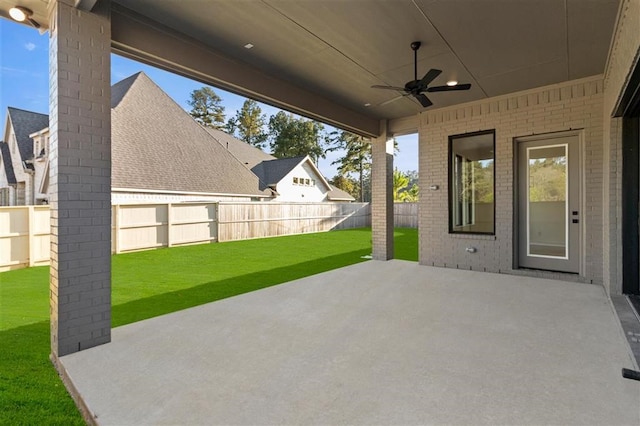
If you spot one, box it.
[4,202,427,271]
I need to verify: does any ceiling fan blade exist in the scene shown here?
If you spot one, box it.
[378,93,410,106]
[419,69,442,87]
[414,93,433,108]
[371,85,407,92]
[427,83,472,92]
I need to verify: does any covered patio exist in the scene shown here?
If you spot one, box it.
[60,261,639,425]
[1,0,640,422]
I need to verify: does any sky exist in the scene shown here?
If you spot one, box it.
[0,18,418,178]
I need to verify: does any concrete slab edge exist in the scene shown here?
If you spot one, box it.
[609,295,640,370]
[50,353,99,426]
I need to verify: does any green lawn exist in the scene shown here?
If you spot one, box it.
[0,227,417,424]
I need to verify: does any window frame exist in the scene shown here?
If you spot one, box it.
[448,129,496,235]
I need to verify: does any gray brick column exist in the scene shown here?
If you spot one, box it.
[371,120,394,260]
[49,0,112,357]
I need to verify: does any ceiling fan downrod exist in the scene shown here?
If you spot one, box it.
[411,41,421,82]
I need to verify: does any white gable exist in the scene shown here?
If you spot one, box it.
[272,160,330,202]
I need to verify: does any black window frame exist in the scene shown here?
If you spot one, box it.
[448,129,496,235]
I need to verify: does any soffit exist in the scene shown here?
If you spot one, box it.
[0,0,621,136]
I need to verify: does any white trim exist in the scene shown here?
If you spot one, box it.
[112,187,272,198]
[525,143,569,261]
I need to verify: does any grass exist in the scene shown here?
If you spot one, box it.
[0,227,417,424]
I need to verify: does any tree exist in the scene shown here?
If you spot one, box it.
[399,183,419,202]
[228,99,268,149]
[326,131,371,202]
[187,87,226,130]
[528,157,566,202]
[393,168,420,202]
[393,168,409,201]
[330,175,358,199]
[405,170,419,188]
[268,111,326,163]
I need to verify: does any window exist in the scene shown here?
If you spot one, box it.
[448,130,495,234]
[305,179,310,186]
[293,177,299,185]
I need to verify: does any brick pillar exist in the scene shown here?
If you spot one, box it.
[371,120,394,260]
[49,0,111,357]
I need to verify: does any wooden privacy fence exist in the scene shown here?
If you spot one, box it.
[0,202,373,271]
[112,203,218,253]
[217,202,371,241]
[0,206,51,271]
[394,202,418,228]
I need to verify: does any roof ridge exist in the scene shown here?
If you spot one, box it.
[7,106,48,116]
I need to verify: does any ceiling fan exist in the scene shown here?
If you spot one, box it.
[371,41,471,108]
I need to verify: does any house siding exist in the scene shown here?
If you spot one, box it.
[419,76,604,284]
[272,162,329,202]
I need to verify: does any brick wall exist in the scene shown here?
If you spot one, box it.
[419,76,604,284]
[371,121,394,260]
[49,0,112,357]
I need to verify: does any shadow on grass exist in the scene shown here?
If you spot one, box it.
[113,249,370,327]
[0,321,85,425]
[1,249,370,424]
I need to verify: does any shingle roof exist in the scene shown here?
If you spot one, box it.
[0,141,16,184]
[111,72,270,197]
[111,73,138,108]
[251,156,307,190]
[327,185,355,201]
[205,128,275,169]
[7,107,48,167]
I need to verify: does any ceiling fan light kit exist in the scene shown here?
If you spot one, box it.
[372,41,471,108]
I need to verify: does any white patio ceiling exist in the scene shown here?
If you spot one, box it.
[0,0,620,136]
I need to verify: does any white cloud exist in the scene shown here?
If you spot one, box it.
[24,42,36,51]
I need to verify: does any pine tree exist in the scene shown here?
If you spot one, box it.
[231,100,268,149]
[326,131,371,202]
[187,87,226,130]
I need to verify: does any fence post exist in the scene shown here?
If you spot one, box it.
[167,203,173,248]
[215,203,221,242]
[114,204,120,254]
[28,206,35,267]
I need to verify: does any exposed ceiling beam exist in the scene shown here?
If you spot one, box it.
[110,4,380,138]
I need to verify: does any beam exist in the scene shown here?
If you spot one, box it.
[110,4,380,138]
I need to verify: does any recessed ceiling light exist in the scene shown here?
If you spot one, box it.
[364,103,371,107]
[244,43,254,49]
[8,6,40,28]
[9,6,30,21]
[446,80,458,86]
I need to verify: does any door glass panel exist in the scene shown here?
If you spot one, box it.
[527,145,567,258]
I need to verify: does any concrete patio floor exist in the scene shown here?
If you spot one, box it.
[60,260,640,425]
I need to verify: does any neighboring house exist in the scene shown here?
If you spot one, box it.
[110,72,272,204]
[207,128,355,202]
[0,72,353,205]
[0,108,49,206]
[0,73,273,205]
[0,141,16,205]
